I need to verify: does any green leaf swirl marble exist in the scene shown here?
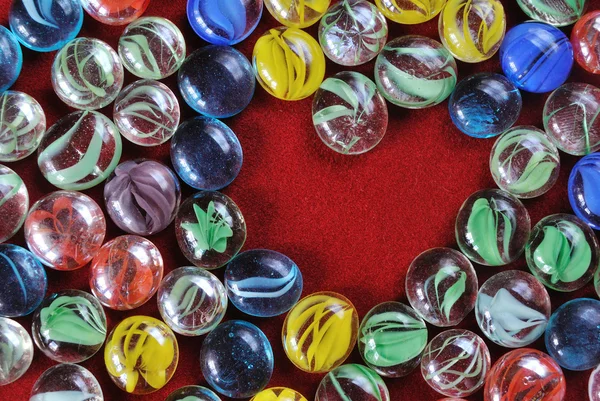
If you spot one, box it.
[0,91,46,162]
[315,364,390,401]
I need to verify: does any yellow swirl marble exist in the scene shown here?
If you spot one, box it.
[251,387,308,401]
[375,0,447,24]
[264,0,331,28]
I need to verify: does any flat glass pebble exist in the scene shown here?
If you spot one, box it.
[32,289,107,363]
[264,0,330,28]
[81,0,150,25]
[9,0,83,52]
[456,189,531,266]
[37,110,122,190]
[118,17,186,80]
[187,0,263,45]
[573,11,600,74]
[175,191,246,269]
[225,249,303,317]
[375,35,457,109]
[29,364,103,401]
[283,291,358,373]
[171,117,242,190]
[253,27,326,101]
[319,0,388,66]
[200,320,274,398]
[0,26,22,93]
[104,159,181,236]
[25,191,106,270]
[51,37,124,110]
[543,83,600,156]
[438,0,506,63]
[178,46,255,118]
[114,80,180,146]
[449,73,522,139]
[315,364,390,401]
[517,0,586,26]
[0,165,28,243]
[0,317,33,385]
[166,386,222,401]
[569,153,600,229]
[421,330,490,397]
[375,0,445,24]
[252,387,307,401]
[105,316,178,394]
[406,248,477,327]
[490,126,560,198]
[157,266,227,336]
[476,270,551,348]
[526,214,599,292]
[0,91,46,162]
[590,364,600,401]
[312,71,388,155]
[500,22,573,93]
[358,301,427,378]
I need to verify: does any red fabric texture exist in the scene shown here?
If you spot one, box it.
[2,0,600,400]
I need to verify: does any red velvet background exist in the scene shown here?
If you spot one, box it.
[2,0,600,400]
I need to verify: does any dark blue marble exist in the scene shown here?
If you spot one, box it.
[178,46,255,118]
[569,152,600,230]
[0,26,22,93]
[200,320,274,398]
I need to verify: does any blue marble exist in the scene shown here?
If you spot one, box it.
[225,249,303,317]
[0,244,47,317]
[178,46,255,118]
[545,298,600,371]
[568,152,600,230]
[200,320,274,398]
[171,116,243,190]
[0,26,22,93]
[500,22,573,94]
[9,0,83,52]
[187,0,263,45]
[448,73,522,139]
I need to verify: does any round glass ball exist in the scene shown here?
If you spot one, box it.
[30,364,103,401]
[568,152,600,229]
[0,317,33,385]
[0,165,28,243]
[0,91,46,162]
[0,26,22,93]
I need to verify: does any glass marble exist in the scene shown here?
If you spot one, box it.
[517,0,586,26]
[90,235,163,311]
[526,214,599,292]
[375,0,445,23]
[9,0,83,52]
[0,165,28,243]
[252,387,307,401]
[175,191,246,269]
[569,153,600,229]
[166,386,222,401]
[118,17,186,80]
[32,289,107,363]
[105,315,178,394]
[375,35,457,109]
[51,37,124,110]
[500,22,573,93]
[315,364,390,401]
[30,364,104,401]
[0,26,22,93]
[25,191,106,271]
[439,0,505,63]
[187,0,263,45]
[543,83,600,156]
[0,91,46,162]
[406,248,477,327]
[455,189,531,266]
[225,249,303,317]
[312,71,388,155]
[157,266,227,336]
[81,0,150,25]
[253,27,326,101]
[0,245,46,317]
[283,291,358,373]
[421,329,491,397]
[0,317,33,385]
[572,11,600,74]
[484,349,565,401]
[200,320,274,398]
[449,73,522,139]
[590,364,600,401]
[476,270,551,348]
[358,301,427,378]
[264,0,330,28]
[37,111,122,190]
[178,46,255,118]
[490,126,561,198]
[104,159,181,236]
[319,0,388,66]
[545,298,600,370]
[171,117,242,190]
